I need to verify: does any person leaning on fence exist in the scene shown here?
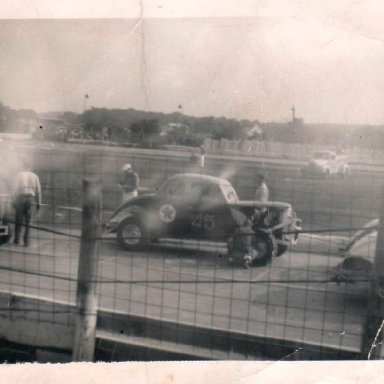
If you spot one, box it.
[118,163,139,204]
[12,161,41,247]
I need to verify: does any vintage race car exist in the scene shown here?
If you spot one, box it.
[301,150,350,178]
[333,219,378,283]
[105,173,302,266]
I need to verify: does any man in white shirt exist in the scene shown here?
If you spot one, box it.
[118,163,139,204]
[199,146,206,168]
[12,162,41,246]
[255,173,269,202]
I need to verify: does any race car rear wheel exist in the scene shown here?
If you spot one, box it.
[117,218,148,250]
[247,230,277,267]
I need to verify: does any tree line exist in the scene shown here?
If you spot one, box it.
[1,102,384,151]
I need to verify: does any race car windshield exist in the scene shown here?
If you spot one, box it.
[220,183,238,203]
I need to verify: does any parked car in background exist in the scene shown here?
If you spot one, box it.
[301,150,350,178]
[105,173,302,267]
[333,219,378,283]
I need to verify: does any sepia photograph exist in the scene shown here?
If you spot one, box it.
[0,0,384,380]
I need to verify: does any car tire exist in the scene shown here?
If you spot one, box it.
[247,230,277,267]
[117,218,148,250]
[276,244,287,257]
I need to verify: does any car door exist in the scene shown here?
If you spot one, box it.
[156,177,191,238]
[189,182,234,241]
[183,180,209,239]
[156,178,215,240]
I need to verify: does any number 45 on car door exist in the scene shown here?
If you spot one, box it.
[191,213,216,233]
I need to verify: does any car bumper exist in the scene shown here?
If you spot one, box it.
[104,221,118,234]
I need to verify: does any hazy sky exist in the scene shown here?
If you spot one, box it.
[0,1,384,124]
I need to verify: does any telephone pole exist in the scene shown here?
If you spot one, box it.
[72,179,102,362]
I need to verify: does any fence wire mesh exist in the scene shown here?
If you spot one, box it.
[0,144,382,362]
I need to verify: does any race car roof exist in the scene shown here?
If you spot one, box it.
[165,173,232,185]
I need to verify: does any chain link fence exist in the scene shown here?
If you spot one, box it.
[0,143,382,361]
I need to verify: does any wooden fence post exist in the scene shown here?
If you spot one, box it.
[72,179,102,362]
[362,186,384,359]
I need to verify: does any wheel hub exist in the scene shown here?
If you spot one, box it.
[122,224,142,245]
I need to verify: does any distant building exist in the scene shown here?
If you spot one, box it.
[37,117,86,141]
[0,117,36,140]
[160,122,190,137]
[36,117,67,140]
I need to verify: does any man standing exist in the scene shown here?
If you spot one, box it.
[189,152,198,166]
[118,163,139,204]
[199,146,206,168]
[12,162,41,247]
[255,173,269,202]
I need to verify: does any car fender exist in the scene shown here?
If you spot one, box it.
[106,204,148,233]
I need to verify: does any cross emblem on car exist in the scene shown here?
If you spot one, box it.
[159,204,176,223]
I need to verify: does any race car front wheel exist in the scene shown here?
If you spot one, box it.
[117,218,148,250]
[246,230,277,267]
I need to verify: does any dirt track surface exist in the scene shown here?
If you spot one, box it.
[0,231,368,353]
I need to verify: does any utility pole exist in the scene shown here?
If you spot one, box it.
[72,179,102,362]
[83,94,89,113]
[362,186,384,359]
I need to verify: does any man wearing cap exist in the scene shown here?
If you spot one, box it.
[118,163,139,204]
[12,162,41,247]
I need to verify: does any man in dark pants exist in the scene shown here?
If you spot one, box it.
[227,218,258,268]
[12,162,41,246]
